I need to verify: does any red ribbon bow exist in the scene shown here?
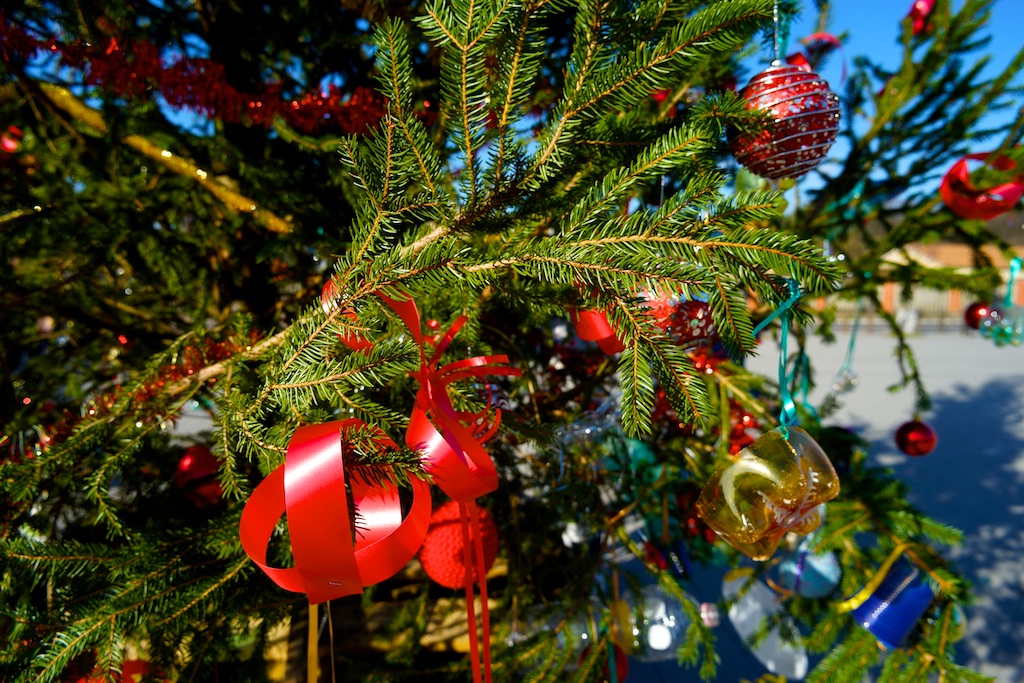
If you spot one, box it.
[239,419,431,604]
[940,152,1024,221]
[249,282,522,682]
[321,284,521,497]
[376,292,519,683]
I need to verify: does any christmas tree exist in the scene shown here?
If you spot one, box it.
[1,0,1021,681]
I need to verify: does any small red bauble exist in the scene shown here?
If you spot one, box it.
[417,501,499,589]
[963,302,990,330]
[730,63,841,180]
[174,445,223,507]
[895,420,937,456]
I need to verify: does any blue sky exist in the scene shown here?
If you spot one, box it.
[790,0,1022,104]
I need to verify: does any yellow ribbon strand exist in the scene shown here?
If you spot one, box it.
[308,602,319,683]
[836,545,906,614]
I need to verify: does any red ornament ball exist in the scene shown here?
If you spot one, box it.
[895,420,937,456]
[650,298,716,346]
[963,302,990,330]
[730,63,841,179]
[417,501,499,589]
[174,445,223,507]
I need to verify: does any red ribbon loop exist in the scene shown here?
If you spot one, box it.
[569,307,626,354]
[940,153,1024,221]
[375,295,520,501]
[240,418,431,604]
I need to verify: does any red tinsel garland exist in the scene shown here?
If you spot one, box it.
[0,16,385,134]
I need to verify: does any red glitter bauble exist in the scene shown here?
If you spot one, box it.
[963,302,990,330]
[730,63,841,179]
[174,445,223,507]
[650,298,716,345]
[895,420,937,457]
[417,501,499,589]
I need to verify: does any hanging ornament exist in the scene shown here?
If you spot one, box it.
[963,301,990,330]
[839,551,936,649]
[894,420,937,456]
[239,419,432,604]
[417,500,500,589]
[978,305,1024,346]
[624,584,697,663]
[940,153,1024,221]
[174,445,223,507]
[723,572,809,679]
[0,124,23,155]
[977,257,1024,347]
[771,523,842,599]
[696,428,840,561]
[906,0,936,35]
[729,62,841,180]
[648,296,716,346]
[728,400,761,455]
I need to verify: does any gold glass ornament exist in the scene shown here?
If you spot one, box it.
[696,427,840,560]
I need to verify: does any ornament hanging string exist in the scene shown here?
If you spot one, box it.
[752,280,802,439]
[789,351,818,422]
[772,0,781,62]
[307,603,319,683]
[771,0,791,63]
[1003,257,1021,307]
[841,298,863,377]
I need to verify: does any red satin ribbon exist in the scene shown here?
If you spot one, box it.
[240,419,431,604]
[257,281,519,680]
[940,153,1024,221]
[377,293,515,683]
[569,307,626,354]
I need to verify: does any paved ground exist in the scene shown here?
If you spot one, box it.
[746,327,1024,682]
